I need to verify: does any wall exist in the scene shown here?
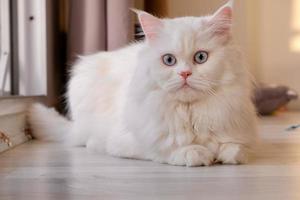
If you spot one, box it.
[256,0,300,109]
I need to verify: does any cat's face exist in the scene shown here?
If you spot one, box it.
[137,1,234,102]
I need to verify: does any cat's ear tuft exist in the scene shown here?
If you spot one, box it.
[132,9,163,41]
[207,0,233,40]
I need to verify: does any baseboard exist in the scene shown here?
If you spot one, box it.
[0,99,32,153]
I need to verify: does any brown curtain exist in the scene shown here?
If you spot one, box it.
[44,0,137,108]
[67,0,134,63]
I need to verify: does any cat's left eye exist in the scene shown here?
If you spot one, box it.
[194,51,209,64]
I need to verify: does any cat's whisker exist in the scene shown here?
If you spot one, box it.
[192,78,221,86]
[206,88,218,97]
[163,79,183,91]
[187,79,213,88]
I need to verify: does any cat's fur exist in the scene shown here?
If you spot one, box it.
[29,1,257,166]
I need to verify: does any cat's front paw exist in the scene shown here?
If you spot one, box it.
[168,145,214,167]
[217,143,248,164]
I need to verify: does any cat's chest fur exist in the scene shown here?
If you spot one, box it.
[125,93,216,149]
[163,101,214,146]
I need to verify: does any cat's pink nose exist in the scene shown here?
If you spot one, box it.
[179,71,192,79]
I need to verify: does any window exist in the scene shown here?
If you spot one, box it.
[0,0,47,97]
[0,0,11,96]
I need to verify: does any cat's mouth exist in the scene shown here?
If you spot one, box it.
[179,82,196,90]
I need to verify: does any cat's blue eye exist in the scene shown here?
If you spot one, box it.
[194,51,209,64]
[162,54,177,66]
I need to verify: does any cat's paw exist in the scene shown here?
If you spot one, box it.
[168,145,214,167]
[217,143,248,164]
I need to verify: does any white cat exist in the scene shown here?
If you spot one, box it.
[29,0,257,167]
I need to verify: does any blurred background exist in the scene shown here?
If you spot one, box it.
[0,0,299,111]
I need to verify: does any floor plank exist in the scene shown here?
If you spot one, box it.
[1,112,300,200]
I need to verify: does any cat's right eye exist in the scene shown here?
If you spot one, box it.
[162,54,177,66]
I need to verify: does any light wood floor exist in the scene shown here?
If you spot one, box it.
[1,112,300,200]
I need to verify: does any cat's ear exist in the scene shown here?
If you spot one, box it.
[207,0,233,41]
[132,9,163,41]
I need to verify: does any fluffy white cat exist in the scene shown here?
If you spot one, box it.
[29,0,257,167]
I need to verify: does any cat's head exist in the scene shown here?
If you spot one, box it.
[136,0,239,102]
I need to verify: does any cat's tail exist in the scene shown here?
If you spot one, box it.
[28,103,72,142]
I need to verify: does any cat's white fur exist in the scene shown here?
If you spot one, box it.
[29,1,257,166]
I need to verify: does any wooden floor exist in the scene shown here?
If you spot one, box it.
[1,112,300,200]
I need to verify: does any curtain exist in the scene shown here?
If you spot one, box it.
[67,0,134,63]
[44,0,140,108]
